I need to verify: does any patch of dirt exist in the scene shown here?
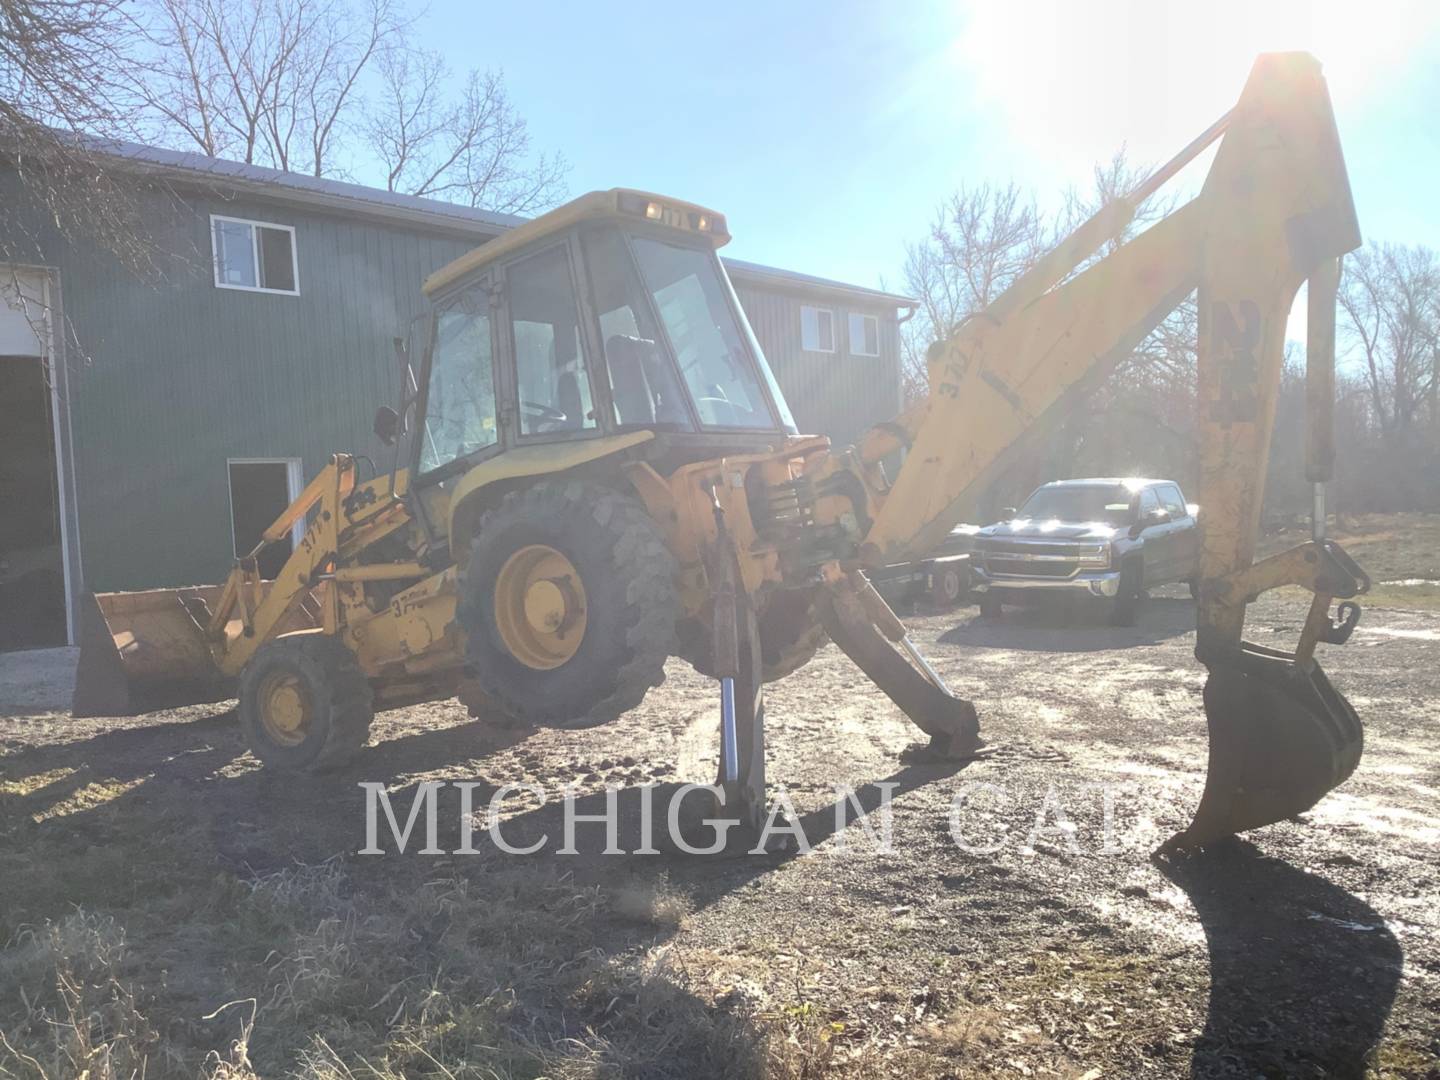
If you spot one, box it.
[1,587,1437,1077]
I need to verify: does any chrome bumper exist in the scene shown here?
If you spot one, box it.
[971,566,1122,598]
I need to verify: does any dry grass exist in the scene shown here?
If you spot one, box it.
[1261,512,1440,611]
[609,876,691,928]
[0,850,839,1080]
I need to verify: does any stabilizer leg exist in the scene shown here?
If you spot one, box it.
[817,570,981,758]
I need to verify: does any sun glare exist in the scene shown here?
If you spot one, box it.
[953,0,1438,172]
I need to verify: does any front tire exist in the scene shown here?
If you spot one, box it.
[238,634,374,772]
[1109,560,1143,626]
[458,481,678,727]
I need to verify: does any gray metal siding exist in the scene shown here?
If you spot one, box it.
[4,177,476,590]
[733,283,903,448]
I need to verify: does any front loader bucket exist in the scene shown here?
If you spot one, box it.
[1165,642,1363,851]
[72,588,233,716]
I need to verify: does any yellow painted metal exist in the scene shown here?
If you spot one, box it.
[332,563,427,583]
[424,189,730,297]
[846,53,1357,578]
[446,431,655,554]
[493,544,587,670]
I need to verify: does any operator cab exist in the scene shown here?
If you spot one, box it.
[408,190,798,484]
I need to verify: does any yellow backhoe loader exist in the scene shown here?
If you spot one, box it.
[75,53,1368,850]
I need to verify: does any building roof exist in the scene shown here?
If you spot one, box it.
[89,137,526,239]
[87,137,916,307]
[721,257,917,308]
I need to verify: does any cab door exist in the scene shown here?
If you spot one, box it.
[1159,483,1199,581]
[1136,487,1174,585]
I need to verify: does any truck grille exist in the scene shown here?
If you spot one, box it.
[981,540,1083,557]
[984,558,1079,577]
[976,538,1107,579]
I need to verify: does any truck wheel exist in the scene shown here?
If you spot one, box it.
[1110,560,1143,626]
[458,481,678,727]
[979,593,1003,619]
[238,634,374,772]
[681,586,828,683]
[929,564,967,609]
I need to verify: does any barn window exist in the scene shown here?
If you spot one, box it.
[849,313,880,357]
[800,305,834,352]
[211,215,299,295]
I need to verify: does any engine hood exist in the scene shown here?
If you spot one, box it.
[977,519,1121,542]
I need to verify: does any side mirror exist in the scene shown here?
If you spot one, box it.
[373,405,400,446]
[1001,507,1018,520]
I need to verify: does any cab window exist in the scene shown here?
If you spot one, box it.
[580,228,692,429]
[505,244,597,436]
[420,286,496,474]
[631,237,771,429]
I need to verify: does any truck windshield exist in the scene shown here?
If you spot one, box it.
[630,237,775,429]
[1018,486,1133,526]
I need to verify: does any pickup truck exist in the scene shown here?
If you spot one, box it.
[970,477,1200,625]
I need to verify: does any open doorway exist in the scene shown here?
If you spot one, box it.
[0,356,67,650]
[227,459,303,580]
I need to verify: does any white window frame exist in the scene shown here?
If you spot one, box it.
[800,304,835,353]
[210,214,300,296]
[226,457,306,557]
[848,312,880,357]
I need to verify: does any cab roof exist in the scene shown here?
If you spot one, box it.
[422,188,729,298]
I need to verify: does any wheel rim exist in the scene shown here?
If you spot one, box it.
[258,671,314,747]
[942,571,961,601]
[494,544,587,670]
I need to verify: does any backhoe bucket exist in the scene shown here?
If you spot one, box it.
[1166,643,1363,851]
[72,588,232,717]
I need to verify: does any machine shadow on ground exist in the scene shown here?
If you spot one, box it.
[1157,841,1402,1078]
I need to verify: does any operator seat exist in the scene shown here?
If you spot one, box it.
[556,370,584,430]
[605,335,657,426]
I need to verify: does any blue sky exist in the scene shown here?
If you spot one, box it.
[412,0,1440,305]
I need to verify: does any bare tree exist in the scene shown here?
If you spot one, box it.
[133,0,567,212]
[364,56,566,214]
[1,0,163,274]
[1338,242,1440,439]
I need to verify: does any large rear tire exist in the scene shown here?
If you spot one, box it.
[679,586,827,683]
[458,481,678,727]
[238,634,374,772]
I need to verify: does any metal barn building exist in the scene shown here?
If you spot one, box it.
[0,143,914,649]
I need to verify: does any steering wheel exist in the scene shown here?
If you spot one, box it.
[520,399,568,424]
[696,396,746,426]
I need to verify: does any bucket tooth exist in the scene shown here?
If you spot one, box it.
[1164,642,1363,852]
